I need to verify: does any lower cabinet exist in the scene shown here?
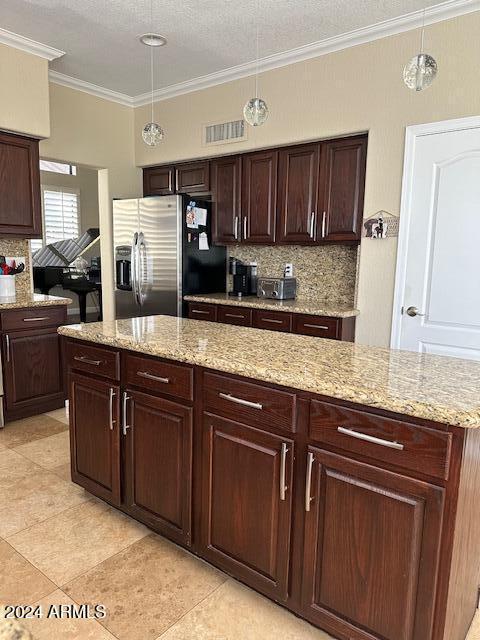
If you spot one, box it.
[301,447,445,640]
[123,389,193,546]
[69,372,121,505]
[201,412,294,601]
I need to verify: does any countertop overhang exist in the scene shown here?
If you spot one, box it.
[59,315,480,429]
[0,293,71,310]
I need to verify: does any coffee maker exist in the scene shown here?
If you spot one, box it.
[229,258,257,297]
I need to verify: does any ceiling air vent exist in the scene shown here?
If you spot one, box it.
[204,118,247,146]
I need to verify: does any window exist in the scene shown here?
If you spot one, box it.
[31,186,80,253]
[39,159,77,175]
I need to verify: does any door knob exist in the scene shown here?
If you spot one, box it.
[405,306,425,317]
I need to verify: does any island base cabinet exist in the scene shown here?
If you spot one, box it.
[301,447,445,640]
[123,390,193,546]
[201,413,294,602]
[69,373,121,506]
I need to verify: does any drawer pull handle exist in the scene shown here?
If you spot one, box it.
[219,392,263,410]
[74,355,102,366]
[305,452,315,512]
[280,442,289,501]
[224,313,245,319]
[191,309,210,315]
[23,316,50,322]
[303,323,329,330]
[137,371,170,384]
[109,388,116,431]
[337,427,404,451]
[262,318,283,324]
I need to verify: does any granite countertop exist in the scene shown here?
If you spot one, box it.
[59,315,480,429]
[0,293,71,310]
[184,293,359,318]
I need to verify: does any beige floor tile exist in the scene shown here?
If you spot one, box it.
[467,609,480,640]
[45,406,69,425]
[64,534,227,640]
[51,463,72,482]
[158,579,332,640]
[0,540,56,604]
[0,467,89,537]
[0,449,44,490]
[14,431,71,470]
[21,589,116,640]
[8,499,149,586]
[0,415,67,448]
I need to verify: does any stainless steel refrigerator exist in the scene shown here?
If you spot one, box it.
[113,195,226,320]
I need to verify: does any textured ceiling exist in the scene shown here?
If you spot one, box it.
[1,0,439,96]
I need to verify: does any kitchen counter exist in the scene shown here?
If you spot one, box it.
[0,292,71,310]
[59,314,480,428]
[184,293,359,318]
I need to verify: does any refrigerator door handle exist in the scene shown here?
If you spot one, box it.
[131,232,139,305]
[137,232,146,307]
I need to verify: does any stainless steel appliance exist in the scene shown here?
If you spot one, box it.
[257,277,297,300]
[114,196,226,319]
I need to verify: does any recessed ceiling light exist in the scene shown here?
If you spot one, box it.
[140,33,167,47]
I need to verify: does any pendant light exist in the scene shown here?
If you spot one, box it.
[403,8,438,91]
[141,0,166,146]
[244,0,269,126]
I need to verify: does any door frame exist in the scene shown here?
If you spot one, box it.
[391,115,480,349]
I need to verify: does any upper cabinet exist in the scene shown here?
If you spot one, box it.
[143,165,176,196]
[0,131,42,238]
[211,155,242,244]
[319,136,367,243]
[176,160,210,194]
[242,150,278,244]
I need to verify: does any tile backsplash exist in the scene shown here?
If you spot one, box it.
[0,239,31,297]
[228,244,359,305]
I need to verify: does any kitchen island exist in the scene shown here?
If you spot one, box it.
[59,315,480,640]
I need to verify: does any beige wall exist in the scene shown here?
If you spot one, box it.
[0,43,50,138]
[134,12,480,346]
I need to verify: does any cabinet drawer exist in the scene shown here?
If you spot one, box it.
[252,309,292,332]
[1,305,67,331]
[66,341,120,381]
[292,314,339,339]
[124,353,193,402]
[203,372,296,433]
[309,400,452,480]
[188,303,217,322]
[217,305,252,327]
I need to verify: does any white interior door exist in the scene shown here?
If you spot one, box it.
[392,117,480,360]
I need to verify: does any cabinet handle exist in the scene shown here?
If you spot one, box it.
[243,217,248,240]
[218,392,263,410]
[5,334,10,362]
[262,318,283,324]
[74,355,102,366]
[224,313,245,319]
[137,371,169,384]
[23,316,49,322]
[303,323,329,331]
[234,216,239,240]
[109,388,116,430]
[337,426,404,451]
[280,442,289,501]
[305,452,315,512]
[309,211,315,238]
[191,309,210,315]
[321,211,326,238]
[122,392,132,436]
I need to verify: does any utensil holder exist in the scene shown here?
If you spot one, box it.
[0,275,16,298]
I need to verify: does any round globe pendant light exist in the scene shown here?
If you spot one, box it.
[403,8,438,91]
[244,0,269,127]
[141,0,166,146]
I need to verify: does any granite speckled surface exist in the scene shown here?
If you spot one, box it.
[184,293,359,318]
[0,239,32,298]
[0,293,71,310]
[59,315,480,429]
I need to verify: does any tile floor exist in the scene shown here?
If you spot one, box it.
[0,408,332,640]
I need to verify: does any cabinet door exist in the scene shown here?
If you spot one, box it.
[277,143,320,244]
[124,390,193,546]
[0,131,41,237]
[318,135,367,242]
[143,165,176,196]
[3,328,64,419]
[176,160,210,193]
[69,372,121,505]
[242,150,277,243]
[301,447,444,640]
[211,156,242,244]
[201,413,293,601]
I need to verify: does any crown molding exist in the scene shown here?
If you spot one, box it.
[0,27,64,61]
[48,0,480,108]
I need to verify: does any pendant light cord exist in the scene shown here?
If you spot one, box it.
[150,0,154,123]
[255,0,259,97]
[420,7,426,53]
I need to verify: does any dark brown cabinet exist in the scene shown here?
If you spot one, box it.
[301,447,444,640]
[201,412,294,601]
[242,150,277,243]
[277,143,320,244]
[211,156,242,244]
[0,131,42,238]
[124,389,193,546]
[143,165,176,196]
[319,136,367,242]
[176,160,210,193]
[69,372,121,505]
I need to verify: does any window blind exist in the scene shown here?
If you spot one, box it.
[31,187,80,254]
